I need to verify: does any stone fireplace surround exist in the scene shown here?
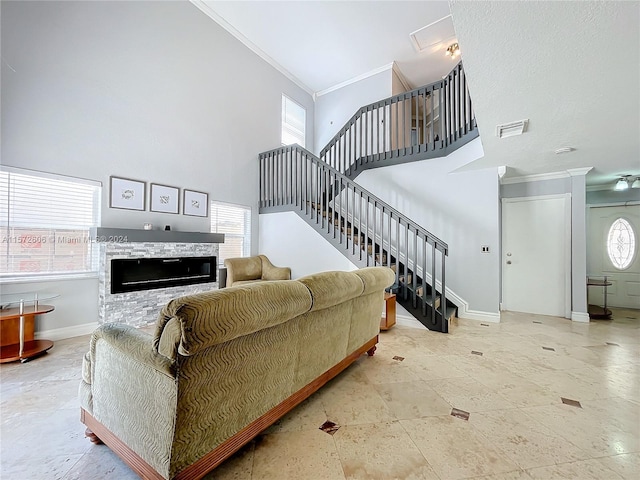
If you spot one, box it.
[93,228,224,327]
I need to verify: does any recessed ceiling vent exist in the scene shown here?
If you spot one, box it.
[496,119,529,139]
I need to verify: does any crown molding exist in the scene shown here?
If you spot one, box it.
[500,171,570,185]
[190,0,314,97]
[566,167,593,177]
[315,62,395,98]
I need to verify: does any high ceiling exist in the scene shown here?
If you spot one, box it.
[195,0,640,187]
[196,0,457,92]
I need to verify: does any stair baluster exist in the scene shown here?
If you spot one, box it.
[259,145,451,333]
[319,62,476,180]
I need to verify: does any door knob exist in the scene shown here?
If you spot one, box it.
[506,253,512,257]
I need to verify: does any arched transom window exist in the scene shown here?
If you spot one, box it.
[607,218,636,269]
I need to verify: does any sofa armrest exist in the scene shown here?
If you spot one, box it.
[352,266,396,294]
[90,323,175,379]
[87,323,178,478]
[260,255,291,281]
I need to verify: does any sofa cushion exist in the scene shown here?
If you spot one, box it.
[155,280,312,356]
[297,270,364,312]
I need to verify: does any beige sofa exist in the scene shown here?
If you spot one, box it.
[224,254,291,287]
[79,267,395,480]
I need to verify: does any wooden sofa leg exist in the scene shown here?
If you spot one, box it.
[85,428,103,444]
[366,345,376,356]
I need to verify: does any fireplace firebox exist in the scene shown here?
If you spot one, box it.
[111,256,217,294]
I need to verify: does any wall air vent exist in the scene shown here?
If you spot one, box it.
[496,119,529,139]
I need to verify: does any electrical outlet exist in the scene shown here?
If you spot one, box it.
[481,245,490,253]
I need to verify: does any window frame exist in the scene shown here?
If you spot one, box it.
[210,200,252,267]
[281,94,306,148]
[606,217,637,270]
[0,166,102,281]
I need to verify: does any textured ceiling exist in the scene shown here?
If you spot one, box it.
[449,0,640,186]
[194,1,639,187]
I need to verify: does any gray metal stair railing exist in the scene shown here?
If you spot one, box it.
[260,144,450,333]
[319,61,476,177]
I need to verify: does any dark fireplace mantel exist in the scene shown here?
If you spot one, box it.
[91,227,224,244]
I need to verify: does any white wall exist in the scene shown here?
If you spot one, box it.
[1,1,314,334]
[314,69,391,154]
[587,188,640,204]
[355,138,501,317]
[2,278,99,335]
[259,212,358,278]
[259,211,419,326]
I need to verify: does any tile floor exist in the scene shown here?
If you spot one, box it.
[1,309,638,479]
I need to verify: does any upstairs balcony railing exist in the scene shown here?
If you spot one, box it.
[259,144,450,332]
[319,62,476,176]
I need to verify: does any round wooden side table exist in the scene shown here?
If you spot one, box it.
[0,293,58,363]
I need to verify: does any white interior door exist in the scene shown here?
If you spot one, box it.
[502,195,570,317]
[587,205,640,309]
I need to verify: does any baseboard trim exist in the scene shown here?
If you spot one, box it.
[35,322,98,341]
[571,311,590,323]
[458,309,501,323]
[395,314,427,329]
[440,290,501,323]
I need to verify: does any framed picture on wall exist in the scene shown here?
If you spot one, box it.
[110,176,146,211]
[183,189,208,217]
[150,183,179,214]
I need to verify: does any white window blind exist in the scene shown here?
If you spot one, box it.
[210,201,251,266]
[0,166,101,278]
[281,95,306,148]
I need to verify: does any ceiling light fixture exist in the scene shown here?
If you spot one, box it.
[445,42,460,58]
[632,177,640,189]
[614,175,631,191]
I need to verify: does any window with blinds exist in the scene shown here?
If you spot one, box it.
[0,166,102,278]
[281,95,306,148]
[210,201,251,266]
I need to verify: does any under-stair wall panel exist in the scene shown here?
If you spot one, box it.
[259,211,418,326]
[259,211,358,278]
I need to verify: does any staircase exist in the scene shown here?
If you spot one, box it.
[259,63,477,333]
[319,62,478,178]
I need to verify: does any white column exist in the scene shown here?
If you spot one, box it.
[567,168,592,322]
